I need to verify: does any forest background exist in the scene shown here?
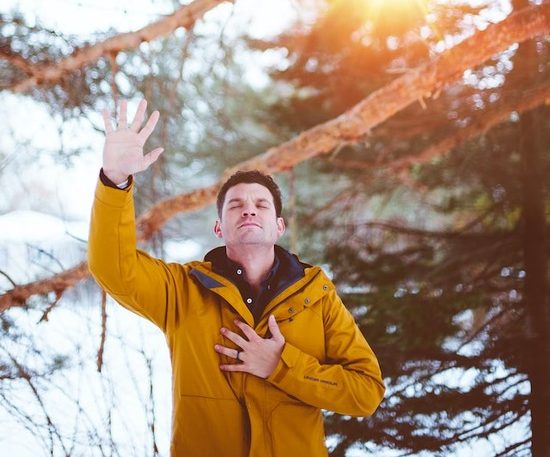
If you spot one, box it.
[1,0,549,456]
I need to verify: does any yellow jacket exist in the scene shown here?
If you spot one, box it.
[88,179,385,457]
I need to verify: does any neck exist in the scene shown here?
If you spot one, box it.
[225,244,276,291]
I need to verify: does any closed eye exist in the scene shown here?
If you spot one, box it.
[257,199,271,209]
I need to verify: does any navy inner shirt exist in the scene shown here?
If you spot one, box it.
[205,245,307,324]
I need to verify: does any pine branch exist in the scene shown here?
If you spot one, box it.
[0,3,548,312]
[0,47,35,75]
[0,263,90,311]
[136,2,550,239]
[322,81,550,173]
[389,80,550,172]
[5,0,230,93]
[494,437,531,457]
[356,220,514,241]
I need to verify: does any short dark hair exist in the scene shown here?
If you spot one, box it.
[216,170,283,218]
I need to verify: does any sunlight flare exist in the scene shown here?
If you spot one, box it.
[362,0,430,34]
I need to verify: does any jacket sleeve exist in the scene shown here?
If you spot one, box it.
[266,289,385,417]
[87,176,183,333]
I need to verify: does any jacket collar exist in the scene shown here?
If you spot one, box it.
[190,246,326,326]
[203,245,309,296]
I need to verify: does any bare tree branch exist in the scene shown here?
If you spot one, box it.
[0,3,548,312]
[0,269,17,288]
[96,290,107,372]
[38,291,62,323]
[8,353,70,456]
[6,0,231,93]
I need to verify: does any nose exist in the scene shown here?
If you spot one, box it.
[241,202,256,217]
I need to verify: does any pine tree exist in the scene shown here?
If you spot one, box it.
[253,0,550,454]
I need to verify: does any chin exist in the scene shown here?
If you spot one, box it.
[236,237,271,246]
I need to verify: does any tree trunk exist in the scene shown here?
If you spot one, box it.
[518,40,550,457]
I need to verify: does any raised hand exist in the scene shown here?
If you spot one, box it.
[101,99,164,184]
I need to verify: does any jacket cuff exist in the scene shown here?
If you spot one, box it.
[95,172,134,208]
[99,168,133,189]
[266,342,302,385]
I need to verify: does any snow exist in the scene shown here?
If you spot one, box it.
[0,210,88,243]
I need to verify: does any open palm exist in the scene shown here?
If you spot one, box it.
[102,99,164,184]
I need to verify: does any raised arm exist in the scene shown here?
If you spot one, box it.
[88,100,182,332]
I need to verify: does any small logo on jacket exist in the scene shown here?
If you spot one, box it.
[304,375,338,386]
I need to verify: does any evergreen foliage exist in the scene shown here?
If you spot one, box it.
[251,0,549,455]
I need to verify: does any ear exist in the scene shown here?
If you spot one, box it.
[213,219,223,239]
[276,217,286,238]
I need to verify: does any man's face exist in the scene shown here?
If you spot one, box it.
[214,183,285,248]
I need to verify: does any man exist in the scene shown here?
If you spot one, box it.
[88,99,385,457]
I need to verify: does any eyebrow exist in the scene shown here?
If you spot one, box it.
[227,198,272,205]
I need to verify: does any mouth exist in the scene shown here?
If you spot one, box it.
[239,222,261,229]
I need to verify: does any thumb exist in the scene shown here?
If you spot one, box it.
[142,147,164,169]
[268,315,284,342]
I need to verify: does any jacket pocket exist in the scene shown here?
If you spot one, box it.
[172,395,248,457]
[268,401,327,457]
